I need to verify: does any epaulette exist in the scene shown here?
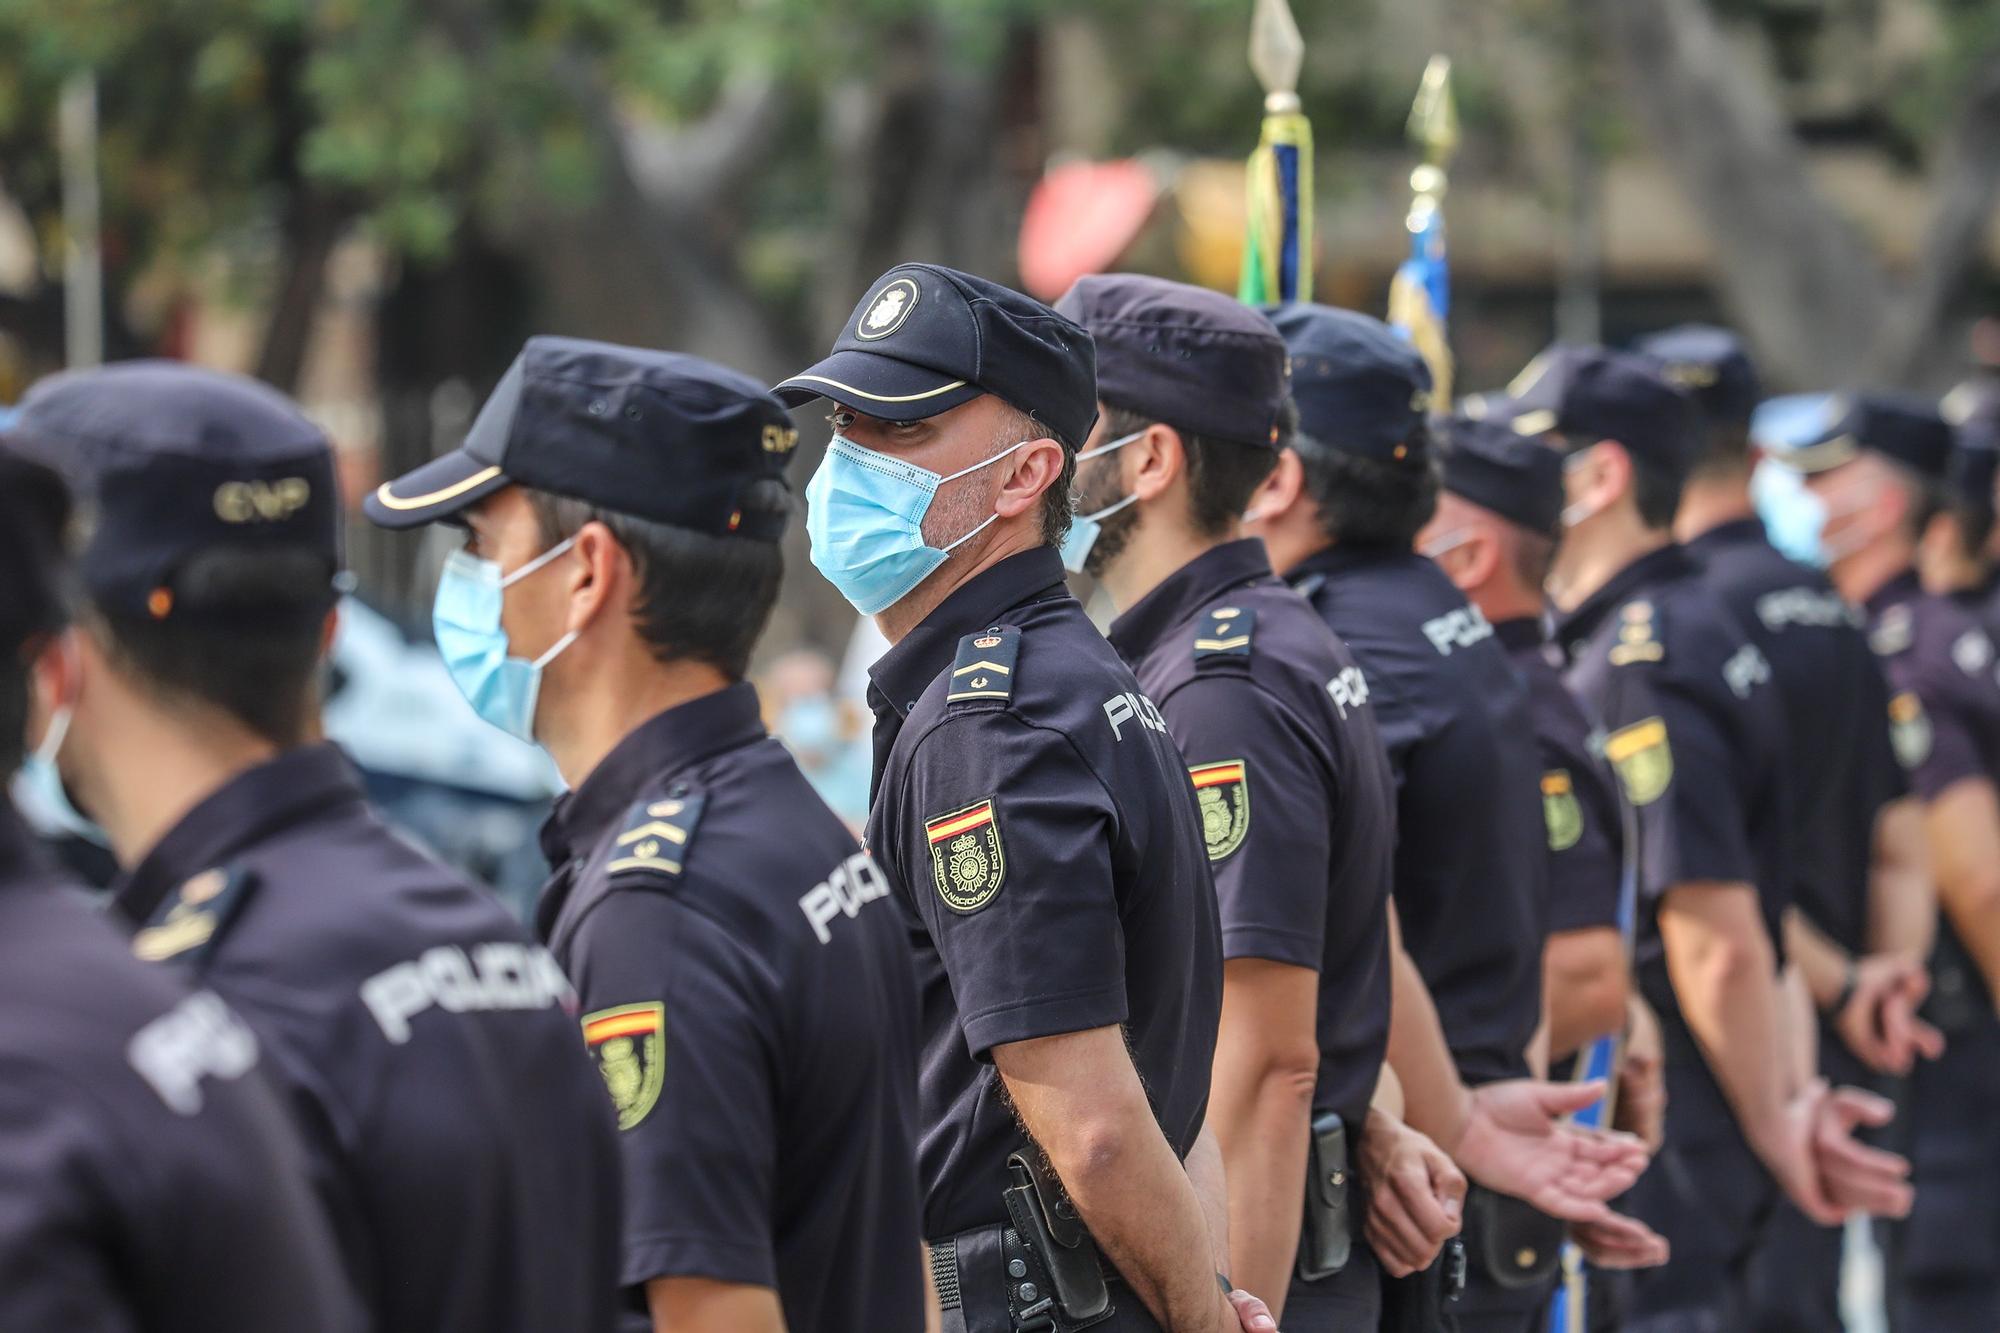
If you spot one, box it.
[947,625,1019,706]
[1193,605,1256,663]
[606,792,707,885]
[132,865,257,970]
[1608,600,1665,667]
[1870,605,1914,657]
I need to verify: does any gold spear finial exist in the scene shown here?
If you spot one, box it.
[1248,0,1305,114]
[1405,55,1459,197]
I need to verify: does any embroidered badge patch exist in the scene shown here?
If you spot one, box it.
[582,1003,666,1131]
[1889,691,1933,771]
[1605,717,1673,807]
[926,799,1007,913]
[1542,770,1584,852]
[1188,760,1251,861]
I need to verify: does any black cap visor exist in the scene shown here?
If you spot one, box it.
[364,448,511,529]
[1771,434,1861,476]
[773,347,983,421]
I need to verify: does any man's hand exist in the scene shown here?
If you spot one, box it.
[1357,1109,1465,1277]
[1570,1212,1671,1270]
[1613,997,1666,1152]
[1455,1080,1651,1224]
[1224,1287,1278,1332]
[1834,953,1945,1076]
[1762,1079,1913,1225]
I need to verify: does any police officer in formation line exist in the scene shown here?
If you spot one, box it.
[1,255,1990,1333]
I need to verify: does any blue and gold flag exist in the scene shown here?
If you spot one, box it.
[1387,56,1458,401]
[1238,0,1312,306]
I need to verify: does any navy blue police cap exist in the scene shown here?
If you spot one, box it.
[1633,324,1763,426]
[1780,392,1953,480]
[366,336,798,540]
[0,449,71,658]
[1943,383,2000,510]
[776,263,1099,449]
[1501,345,1701,477]
[1438,413,1564,536]
[1267,304,1434,463]
[1053,274,1287,449]
[4,362,340,624]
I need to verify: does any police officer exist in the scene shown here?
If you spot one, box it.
[365,336,927,1333]
[1054,273,1443,1328]
[1240,305,1572,1329]
[1640,329,1939,1332]
[0,449,361,1332]
[778,263,1274,1333]
[11,363,623,1333]
[1782,394,2000,1331]
[1937,382,2000,638]
[1522,348,1913,1330]
[1414,417,1635,1088]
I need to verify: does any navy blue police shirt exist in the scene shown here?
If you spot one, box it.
[1287,546,1547,1085]
[0,804,363,1333]
[108,744,622,1333]
[1863,571,2000,1019]
[535,683,926,1333]
[1493,618,1623,941]
[1684,518,1904,955]
[867,546,1225,1241]
[1108,539,1394,1140]
[1556,545,1793,1130]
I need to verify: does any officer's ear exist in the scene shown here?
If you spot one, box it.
[993,435,1065,521]
[1245,447,1306,524]
[1128,424,1183,503]
[565,519,625,636]
[23,628,81,750]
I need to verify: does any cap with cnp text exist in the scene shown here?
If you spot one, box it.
[1633,324,1763,426]
[1267,304,1434,463]
[1501,345,1701,478]
[3,362,340,624]
[1054,274,1287,449]
[775,263,1098,449]
[1778,392,1953,480]
[366,337,799,540]
[1438,414,1564,536]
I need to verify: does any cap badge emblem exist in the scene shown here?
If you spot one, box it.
[857,277,920,341]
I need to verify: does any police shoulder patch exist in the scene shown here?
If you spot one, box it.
[1604,717,1673,807]
[1188,760,1251,860]
[132,865,257,968]
[605,793,707,885]
[1888,691,1934,771]
[1871,606,1914,657]
[925,798,1007,913]
[581,1002,666,1130]
[1541,770,1584,852]
[1193,606,1256,662]
[947,626,1019,706]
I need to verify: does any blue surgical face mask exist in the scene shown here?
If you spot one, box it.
[805,433,1029,616]
[431,537,578,741]
[15,692,108,847]
[1059,430,1144,575]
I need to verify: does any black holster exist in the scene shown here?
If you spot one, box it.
[1000,1152,1113,1331]
[1379,1238,1466,1333]
[1296,1111,1354,1282]
[1463,1185,1563,1290]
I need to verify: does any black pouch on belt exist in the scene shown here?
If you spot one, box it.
[1001,1152,1113,1329]
[1464,1185,1563,1290]
[1296,1110,1354,1282]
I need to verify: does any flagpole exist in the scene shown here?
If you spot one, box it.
[1387,55,1458,401]
[1238,0,1312,307]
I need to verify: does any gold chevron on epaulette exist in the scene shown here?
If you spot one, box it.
[948,625,1020,704]
[1609,600,1664,666]
[606,794,706,882]
[1194,605,1256,660]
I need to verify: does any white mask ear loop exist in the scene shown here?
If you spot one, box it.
[500,535,576,588]
[1077,430,1144,463]
[934,438,1042,553]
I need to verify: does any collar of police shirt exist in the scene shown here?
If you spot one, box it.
[1550,542,1696,661]
[539,681,764,867]
[111,742,366,929]
[1863,567,1925,618]
[865,545,1072,722]
[1490,614,1550,655]
[1680,515,1770,562]
[1282,539,1436,591]
[1105,537,1273,661]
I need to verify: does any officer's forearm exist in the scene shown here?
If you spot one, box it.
[1383,914,1474,1153]
[1869,797,1934,957]
[1780,964,1819,1092]
[645,1276,786,1333]
[1208,959,1318,1318]
[1184,1124,1231,1277]
[995,1027,1235,1333]
[1924,780,2000,1004]
[1543,926,1629,1060]
[1784,908,1853,1010]
[1659,883,1793,1155]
